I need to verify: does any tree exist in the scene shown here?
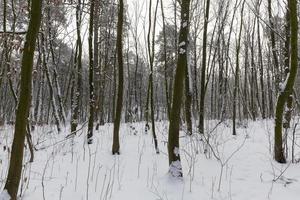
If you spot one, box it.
[93,0,100,129]
[147,0,160,153]
[71,0,83,133]
[112,0,124,155]
[160,0,171,120]
[41,28,61,132]
[198,0,210,134]
[168,0,191,177]
[3,0,42,198]
[274,0,298,163]
[232,0,245,135]
[256,0,266,119]
[267,0,280,92]
[87,0,96,144]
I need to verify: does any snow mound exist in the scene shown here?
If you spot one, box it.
[169,160,182,177]
[0,190,10,200]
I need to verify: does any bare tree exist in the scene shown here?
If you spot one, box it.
[4,0,42,198]
[168,0,191,177]
[87,0,96,144]
[146,0,160,153]
[274,0,298,163]
[112,0,124,155]
[71,0,83,133]
[199,0,210,134]
[232,0,245,135]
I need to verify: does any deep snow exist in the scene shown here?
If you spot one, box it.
[0,120,300,200]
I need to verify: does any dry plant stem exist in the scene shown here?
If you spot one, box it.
[203,132,247,191]
[86,145,92,200]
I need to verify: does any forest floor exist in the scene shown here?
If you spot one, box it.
[0,120,300,200]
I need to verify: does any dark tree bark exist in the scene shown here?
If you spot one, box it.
[112,0,124,155]
[168,0,191,177]
[4,0,42,198]
[88,0,95,144]
[93,0,100,130]
[199,0,210,134]
[250,18,258,120]
[274,0,297,163]
[146,0,159,153]
[71,0,83,133]
[185,58,193,135]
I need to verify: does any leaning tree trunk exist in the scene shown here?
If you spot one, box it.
[41,31,61,133]
[274,0,297,163]
[4,0,42,198]
[168,0,191,177]
[46,2,66,125]
[112,0,124,155]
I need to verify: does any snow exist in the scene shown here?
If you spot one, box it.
[0,190,10,200]
[279,73,290,93]
[179,41,186,47]
[179,48,186,54]
[0,120,300,200]
[173,147,180,157]
[169,160,183,178]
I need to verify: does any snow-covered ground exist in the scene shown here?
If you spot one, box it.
[0,120,300,200]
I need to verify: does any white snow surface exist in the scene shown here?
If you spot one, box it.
[0,120,300,200]
[179,48,186,54]
[179,41,186,47]
[0,190,10,200]
[173,147,180,157]
[169,160,182,178]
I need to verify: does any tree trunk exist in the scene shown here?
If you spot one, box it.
[233,0,245,135]
[256,0,266,119]
[112,0,124,155]
[146,0,159,153]
[274,0,297,163]
[185,56,193,135]
[4,0,42,198]
[160,0,171,120]
[168,0,191,177]
[267,0,280,92]
[41,31,61,132]
[71,0,83,133]
[199,0,210,134]
[88,0,95,144]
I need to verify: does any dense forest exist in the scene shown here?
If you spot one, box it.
[0,0,300,199]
